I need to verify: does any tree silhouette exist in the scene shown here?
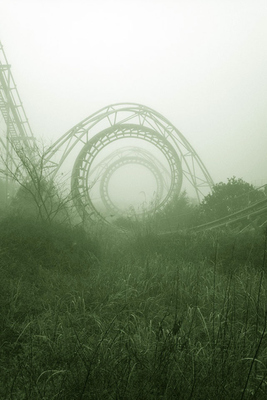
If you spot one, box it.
[201,176,266,221]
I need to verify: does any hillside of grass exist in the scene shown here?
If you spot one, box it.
[1,212,267,399]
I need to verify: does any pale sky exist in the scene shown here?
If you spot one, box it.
[1,0,267,187]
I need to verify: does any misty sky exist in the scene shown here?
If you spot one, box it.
[1,0,267,187]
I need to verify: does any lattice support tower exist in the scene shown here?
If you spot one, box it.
[0,42,37,198]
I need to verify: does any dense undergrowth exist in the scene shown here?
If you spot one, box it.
[1,212,267,399]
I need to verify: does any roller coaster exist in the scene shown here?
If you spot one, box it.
[1,42,266,231]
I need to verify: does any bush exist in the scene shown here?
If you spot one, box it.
[201,177,266,222]
[0,215,100,274]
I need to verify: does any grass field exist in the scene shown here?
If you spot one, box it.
[1,214,267,399]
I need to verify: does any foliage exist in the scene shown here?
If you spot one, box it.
[114,191,200,233]
[0,214,100,273]
[0,177,18,209]
[0,141,74,223]
[0,177,7,202]
[154,190,200,231]
[201,176,266,222]
[1,210,267,399]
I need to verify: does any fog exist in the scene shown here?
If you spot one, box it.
[1,0,267,196]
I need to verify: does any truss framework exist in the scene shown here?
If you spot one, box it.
[71,123,182,221]
[1,43,266,231]
[99,150,167,216]
[100,156,164,215]
[0,42,214,222]
[45,103,214,222]
[0,42,36,181]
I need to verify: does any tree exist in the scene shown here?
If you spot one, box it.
[0,140,73,224]
[0,178,7,206]
[0,177,18,209]
[200,176,266,222]
[153,190,200,231]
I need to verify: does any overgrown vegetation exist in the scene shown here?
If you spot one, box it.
[114,177,267,233]
[1,167,267,398]
[0,142,74,224]
[1,214,267,398]
[200,177,267,222]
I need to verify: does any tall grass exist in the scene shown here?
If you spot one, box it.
[1,214,267,399]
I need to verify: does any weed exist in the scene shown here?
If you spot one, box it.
[1,215,267,398]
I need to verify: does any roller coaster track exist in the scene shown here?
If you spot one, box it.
[157,195,267,236]
[0,42,36,178]
[0,41,266,232]
[192,197,267,232]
